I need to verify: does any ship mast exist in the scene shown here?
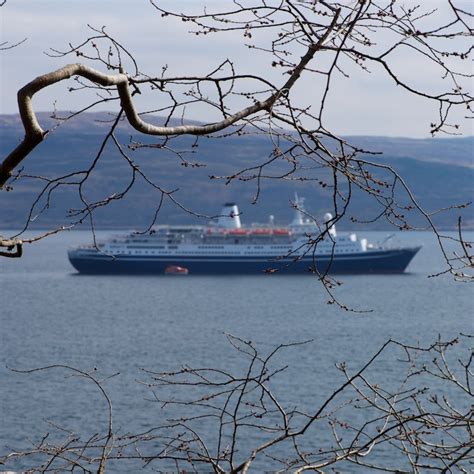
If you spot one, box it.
[291,193,305,226]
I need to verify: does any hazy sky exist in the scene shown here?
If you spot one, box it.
[0,0,472,137]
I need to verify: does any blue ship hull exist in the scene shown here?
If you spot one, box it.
[68,247,421,275]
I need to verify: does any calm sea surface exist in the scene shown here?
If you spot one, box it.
[1,230,472,472]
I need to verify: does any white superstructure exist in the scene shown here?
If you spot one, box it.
[73,197,369,260]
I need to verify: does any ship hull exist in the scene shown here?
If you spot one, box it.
[68,247,421,275]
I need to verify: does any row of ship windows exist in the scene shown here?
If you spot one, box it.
[197,245,292,249]
[111,248,360,255]
[126,245,165,249]
[121,245,292,250]
[113,250,258,255]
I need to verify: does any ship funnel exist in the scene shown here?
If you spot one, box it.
[324,212,337,238]
[217,203,242,229]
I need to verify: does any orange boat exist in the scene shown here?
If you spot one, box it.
[164,265,189,275]
[252,228,273,235]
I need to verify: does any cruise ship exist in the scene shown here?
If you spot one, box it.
[68,198,421,275]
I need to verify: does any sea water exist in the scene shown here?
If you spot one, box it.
[1,230,472,472]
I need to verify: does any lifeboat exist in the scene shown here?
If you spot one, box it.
[164,265,189,275]
[273,229,290,235]
[227,229,248,235]
[252,229,273,235]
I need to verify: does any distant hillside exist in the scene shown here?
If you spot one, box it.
[344,135,473,168]
[0,112,472,230]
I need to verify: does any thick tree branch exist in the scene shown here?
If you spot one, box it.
[0,237,22,258]
[0,10,340,189]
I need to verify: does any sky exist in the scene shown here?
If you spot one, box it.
[0,0,472,138]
